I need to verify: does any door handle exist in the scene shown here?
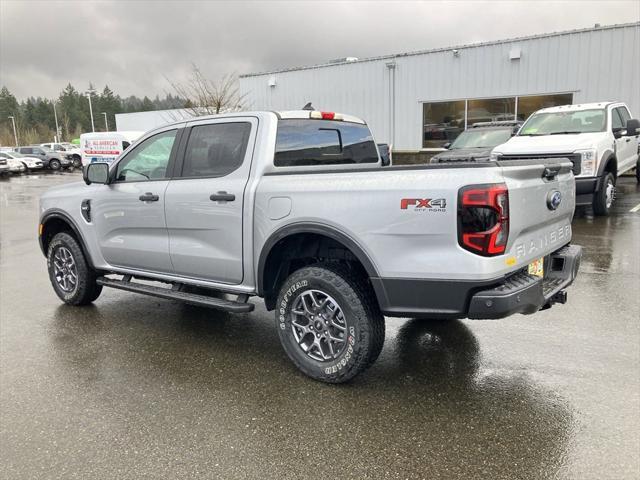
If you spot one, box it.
[625,138,631,142]
[139,192,159,202]
[209,191,235,202]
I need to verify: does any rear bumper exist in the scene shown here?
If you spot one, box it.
[467,244,582,319]
[372,244,582,319]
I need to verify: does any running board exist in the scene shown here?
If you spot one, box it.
[96,276,255,313]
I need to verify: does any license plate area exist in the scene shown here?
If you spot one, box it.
[528,257,544,277]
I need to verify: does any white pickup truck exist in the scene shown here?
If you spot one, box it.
[39,110,582,383]
[491,102,640,216]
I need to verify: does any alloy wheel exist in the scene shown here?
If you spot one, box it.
[290,289,348,362]
[53,246,78,292]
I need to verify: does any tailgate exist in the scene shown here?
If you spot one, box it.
[498,158,575,266]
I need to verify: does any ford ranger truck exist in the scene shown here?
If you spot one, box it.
[38,110,582,383]
[491,102,640,216]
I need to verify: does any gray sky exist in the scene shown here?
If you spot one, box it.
[1,0,638,100]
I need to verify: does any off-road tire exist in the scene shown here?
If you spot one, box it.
[47,232,102,305]
[593,172,615,216]
[49,159,61,171]
[275,263,385,383]
[72,156,82,168]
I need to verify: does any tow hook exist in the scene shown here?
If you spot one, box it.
[550,290,568,305]
[540,290,568,311]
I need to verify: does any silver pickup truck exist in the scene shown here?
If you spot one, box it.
[39,110,582,383]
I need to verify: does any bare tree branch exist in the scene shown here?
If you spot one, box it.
[164,64,246,121]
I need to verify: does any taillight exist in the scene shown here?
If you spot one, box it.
[309,111,343,121]
[458,183,509,256]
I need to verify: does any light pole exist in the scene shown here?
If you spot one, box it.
[101,112,109,131]
[86,91,95,132]
[52,101,60,142]
[7,116,18,147]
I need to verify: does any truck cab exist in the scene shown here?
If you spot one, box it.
[491,102,640,215]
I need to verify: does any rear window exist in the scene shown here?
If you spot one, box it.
[274,119,378,167]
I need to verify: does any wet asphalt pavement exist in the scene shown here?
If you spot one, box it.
[0,171,639,480]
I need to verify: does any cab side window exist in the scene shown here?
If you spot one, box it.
[612,108,625,130]
[181,122,251,178]
[115,130,177,182]
[617,107,631,126]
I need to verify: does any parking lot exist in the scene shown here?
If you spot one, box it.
[0,171,638,479]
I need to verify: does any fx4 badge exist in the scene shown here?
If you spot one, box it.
[400,198,447,212]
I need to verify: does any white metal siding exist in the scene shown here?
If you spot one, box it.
[240,23,640,150]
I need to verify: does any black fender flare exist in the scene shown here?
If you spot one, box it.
[39,210,95,268]
[256,222,380,296]
[596,151,617,179]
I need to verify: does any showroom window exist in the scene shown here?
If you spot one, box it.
[422,93,574,149]
[516,93,573,121]
[422,100,465,148]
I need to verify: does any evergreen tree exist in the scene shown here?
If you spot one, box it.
[0,83,186,145]
[140,96,155,112]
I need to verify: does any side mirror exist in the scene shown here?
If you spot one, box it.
[84,162,110,185]
[625,118,640,136]
[443,142,451,149]
[377,143,392,166]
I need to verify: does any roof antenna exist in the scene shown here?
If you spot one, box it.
[302,102,315,111]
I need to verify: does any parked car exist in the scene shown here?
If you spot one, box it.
[491,102,640,216]
[430,121,522,163]
[15,146,71,171]
[40,142,82,168]
[39,110,582,383]
[5,157,26,174]
[0,151,44,172]
[0,157,9,176]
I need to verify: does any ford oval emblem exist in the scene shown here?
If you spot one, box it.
[547,190,562,211]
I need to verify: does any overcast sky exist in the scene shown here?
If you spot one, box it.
[1,0,638,100]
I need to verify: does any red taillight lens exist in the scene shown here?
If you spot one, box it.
[458,183,509,256]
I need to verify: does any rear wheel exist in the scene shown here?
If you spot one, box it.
[49,159,61,171]
[47,232,102,305]
[593,172,615,216]
[275,263,385,383]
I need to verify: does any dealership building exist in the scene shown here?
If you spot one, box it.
[238,22,639,160]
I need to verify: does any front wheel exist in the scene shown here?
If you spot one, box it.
[49,159,61,171]
[72,156,82,168]
[47,232,102,305]
[593,172,615,216]
[275,263,385,383]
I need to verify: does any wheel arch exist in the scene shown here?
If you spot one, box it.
[40,211,95,268]
[597,152,617,179]
[257,223,381,308]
